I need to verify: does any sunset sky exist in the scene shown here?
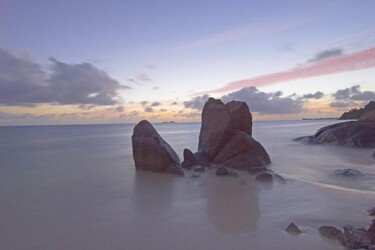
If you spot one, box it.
[1,0,375,125]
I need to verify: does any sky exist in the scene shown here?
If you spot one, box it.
[0,0,375,125]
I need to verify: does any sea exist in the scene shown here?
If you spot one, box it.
[0,120,374,250]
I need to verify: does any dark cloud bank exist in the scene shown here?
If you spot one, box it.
[330,85,375,108]
[0,48,129,107]
[184,87,305,114]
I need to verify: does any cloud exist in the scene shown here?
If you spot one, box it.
[302,91,324,99]
[183,94,209,110]
[332,85,375,101]
[128,73,152,85]
[198,48,375,94]
[115,106,124,112]
[137,73,151,82]
[151,101,161,107]
[329,101,352,108]
[222,87,304,114]
[144,107,154,113]
[307,48,343,62]
[185,87,303,114]
[171,101,178,105]
[0,48,129,106]
[151,86,160,91]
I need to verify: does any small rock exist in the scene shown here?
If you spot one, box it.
[255,172,273,182]
[181,148,198,169]
[334,168,362,177]
[192,165,205,172]
[286,223,301,235]
[368,207,375,216]
[191,173,200,178]
[319,226,344,243]
[343,225,371,249]
[215,166,229,176]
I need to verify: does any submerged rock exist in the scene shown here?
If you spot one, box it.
[319,226,344,243]
[192,165,205,172]
[181,149,210,169]
[255,172,273,182]
[334,168,362,177]
[274,174,287,184]
[132,120,184,176]
[286,223,301,235]
[215,166,229,176]
[191,173,200,178]
[343,225,371,249]
[294,121,375,148]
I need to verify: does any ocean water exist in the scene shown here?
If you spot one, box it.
[0,120,374,250]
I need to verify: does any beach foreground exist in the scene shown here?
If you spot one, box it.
[0,121,374,249]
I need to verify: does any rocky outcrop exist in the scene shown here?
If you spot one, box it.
[132,120,184,176]
[369,220,375,244]
[294,121,375,148]
[340,101,375,120]
[343,225,372,249]
[360,109,375,122]
[193,97,270,171]
[198,98,253,159]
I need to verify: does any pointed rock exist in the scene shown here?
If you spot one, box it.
[286,223,301,235]
[132,120,184,175]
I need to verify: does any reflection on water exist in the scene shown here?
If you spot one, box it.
[205,174,260,234]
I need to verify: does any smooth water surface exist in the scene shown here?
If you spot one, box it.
[0,121,374,249]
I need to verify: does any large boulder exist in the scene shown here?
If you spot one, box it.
[198,98,252,160]
[294,121,375,148]
[214,131,270,170]
[132,120,184,175]
[197,98,270,170]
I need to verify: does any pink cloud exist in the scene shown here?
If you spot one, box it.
[199,48,375,95]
